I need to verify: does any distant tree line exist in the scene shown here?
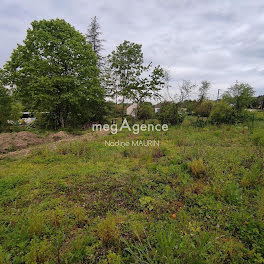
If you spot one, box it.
[0,17,262,131]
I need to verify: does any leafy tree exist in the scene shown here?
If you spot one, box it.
[0,84,11,131]
[106,40,165,117]
[86,16,105,66]
[106,40,144,109]
[223,82,255,114]
[3,19,104,129]
[129,65,165,106]
[198,81,210,102]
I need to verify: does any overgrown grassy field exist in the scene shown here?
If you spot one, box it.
[0,115,264,263]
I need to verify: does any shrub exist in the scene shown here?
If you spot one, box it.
[194,100,214,117]
[188,159,207,178]
[72,206,86,227]
[97,213,120,246]
[107,251,122,264]
[24,238,53,264]
[210,101,235,124]
[137,102,155,121]
[158,102,185,125]
[241,160,263,188]
[252,130,264,146]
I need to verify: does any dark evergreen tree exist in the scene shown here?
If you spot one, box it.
[85,16,105,66]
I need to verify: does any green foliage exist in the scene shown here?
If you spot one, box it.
[223,81,255,114]
[3,19,105,129]
[137,102,154,121]
[0,114,264,262]
[106,251,122,264]
[106,40,165,107]
[188,158,207,178]
[210,101,235,124]
[198,80,211,101]
[126,221,243,264]
[0,84,11,131]
[97,213,121,246]
[158,102,185,125]
[252,130,264,146]
[194,100,214,117]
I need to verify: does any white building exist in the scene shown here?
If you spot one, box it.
[126,103,138,118]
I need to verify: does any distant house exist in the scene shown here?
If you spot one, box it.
[126,103,138,118]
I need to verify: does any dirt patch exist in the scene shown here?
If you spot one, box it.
[0,130,109,158]
[48,131,72,142]
[0,131,44,153]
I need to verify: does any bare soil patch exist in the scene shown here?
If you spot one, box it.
[0,131,44,153]
[0,130,108,158]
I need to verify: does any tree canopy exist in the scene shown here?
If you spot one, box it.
[2,19,105,128]
[0,83,11,130]
[105,40,165,117]
[223,81,255,114]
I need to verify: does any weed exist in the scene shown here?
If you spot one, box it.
[188,158,207,178]
[97,213,121,246]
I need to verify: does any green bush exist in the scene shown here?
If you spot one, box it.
[210,101,235,124]
[137,103,154,121]
[194,100,214,117]
[158,102,185,125]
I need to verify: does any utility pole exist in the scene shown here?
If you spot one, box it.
[217,89,220,102]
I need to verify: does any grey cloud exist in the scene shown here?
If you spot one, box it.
[0,0,264,97]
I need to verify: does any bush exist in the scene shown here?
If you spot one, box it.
[210,101,235,124]
[188,158,207,178]
[194,100,214,118]
[137,102,154,121]
[158,102,185,125]
[97,213,121,246]
[251,131,264,146]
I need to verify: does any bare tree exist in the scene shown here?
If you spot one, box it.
[178,80,197,104]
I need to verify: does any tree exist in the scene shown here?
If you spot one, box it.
[223,81,255,114]
[128,65,165,106]
[0,84,11,131]
[106,40,144,110]
[3,19,105,129]
[178,80,197,104]
[86,16,105,66]
[106,40,165,117]
[198,81,210,102]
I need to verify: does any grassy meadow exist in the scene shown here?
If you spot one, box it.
[0,114,264,263]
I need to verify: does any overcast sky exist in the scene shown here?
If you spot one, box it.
[1,0,264,98]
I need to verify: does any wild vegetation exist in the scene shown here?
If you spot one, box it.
[0,114,263,263]
[0,16,264,264]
